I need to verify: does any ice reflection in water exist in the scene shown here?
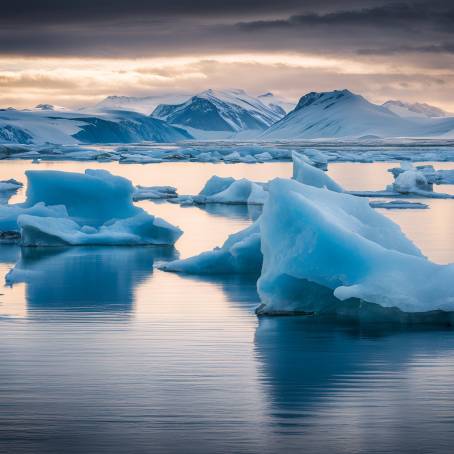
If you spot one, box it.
[255,317,454,453]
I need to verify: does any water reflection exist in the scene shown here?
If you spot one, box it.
[7,246,177,312]
[0,244,21,264]
[170,272,261,312]
[198,203,262,221]
[255,317,454,453]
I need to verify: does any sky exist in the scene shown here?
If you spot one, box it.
[2,0,454,110]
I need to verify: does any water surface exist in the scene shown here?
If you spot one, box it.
[1,160,454,454]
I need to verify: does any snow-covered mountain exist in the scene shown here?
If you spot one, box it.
[95,93,192,115]
[152,89,285,137]
[0,109,192,145]
[262,89,454,139]
[257,92,295,114]
[34,104,68,112]
[382,100,448,118]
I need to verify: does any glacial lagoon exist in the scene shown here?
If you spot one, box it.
[1,160,454,453]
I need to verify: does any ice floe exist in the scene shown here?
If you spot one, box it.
[389,163,454,185]
[256,178,454,317]
[0,169,182,246]
[369,200,429,209]
[160,221,261,275]
[173,176,268,206]
[352,165,454,199]
[133,185,178,201]
[292,152,343,192]
[0,178,23,204]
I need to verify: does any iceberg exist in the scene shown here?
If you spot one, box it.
[0,178,23,204]
[160,221,261,275]
[391,169,433,194]
[163,172,454,320]
[352,164,454,199]
[133,185,178,201]
[0,178,22,192]
[196,179,267,205]
[177,175,268,206]
[389,163,454,185]
[300,149,328,170]
[292,152,343,192]
[0,169,182,246]
[256,178,454,317]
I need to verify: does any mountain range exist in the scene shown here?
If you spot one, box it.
[152,89,285,138]
[261,90,454,140]
[1,88,453,144]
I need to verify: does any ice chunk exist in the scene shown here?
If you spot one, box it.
[369,200,429,209]
[0,178,22,191]
[196,179,267,205]
[255,151,273,162]
[18,212,181,246]
[0,178,23,204]
[256,178,454,316]
[292,152,343,192]
[160,222,261,275]
[389,163,454,185]
[187,175,268,205]
[301,149,328,170]
[199,176,236,197]
[133,185,178,201]
[119,154,163,164]
[0,202,67,232]
[223,151,241,162]
[352,164,454,199]
[0,169,182,246]
[391,169,432,194]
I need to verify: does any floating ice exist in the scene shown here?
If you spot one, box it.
[119,154,163,164]
[160,221,261,275]
[0,202,67,232]
[352,164,454,199]
[369,200,428,209]
[133,185,178,201]
[0,178,22,192]
[256,178,454,316]
[389,163,454,185]
[391,169,433,194]
[300,149,328,170]
[0,169,182,246]
[292,152,343,192]
[0,178,23,204]
[177,175,268,205]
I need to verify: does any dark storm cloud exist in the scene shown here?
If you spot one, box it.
[0,0,394,22]
[1,0,454,57]
[237,2,454,30]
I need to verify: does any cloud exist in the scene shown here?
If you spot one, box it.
[0,1,452,58]
[2,1,454,111]
[358,42,454,55]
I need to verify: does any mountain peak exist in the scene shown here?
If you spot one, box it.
[383,100,447,118]
[294,89,355,111]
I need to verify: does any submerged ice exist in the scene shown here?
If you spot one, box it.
[0,169,182,246]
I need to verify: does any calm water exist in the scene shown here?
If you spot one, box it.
[1,160,454,454]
